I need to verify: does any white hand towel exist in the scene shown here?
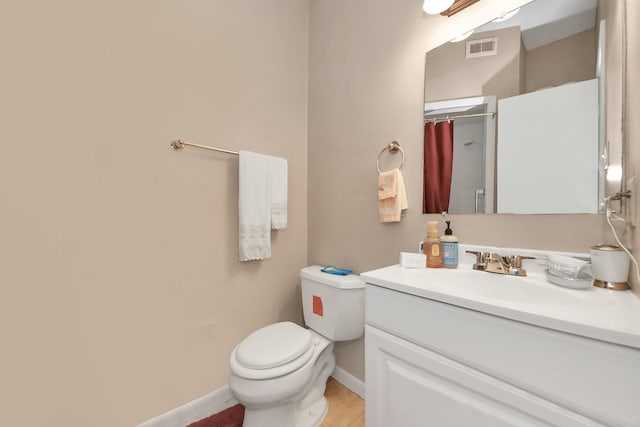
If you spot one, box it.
[238,151,288,261]
[269,156,288,229]
[239,151,271,261]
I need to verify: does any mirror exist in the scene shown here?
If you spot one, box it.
[423,0,610,214]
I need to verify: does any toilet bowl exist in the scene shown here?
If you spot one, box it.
[228,266,364,427]
[229,325,335,427]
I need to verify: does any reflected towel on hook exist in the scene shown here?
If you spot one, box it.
[378,168,408,222]
[238,151,288,261]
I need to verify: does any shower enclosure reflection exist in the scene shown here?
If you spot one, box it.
[423,96,496,214]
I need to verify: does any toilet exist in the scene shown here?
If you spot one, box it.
[228,266,365,427]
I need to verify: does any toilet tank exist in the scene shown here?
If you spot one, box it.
[300,266,365,341]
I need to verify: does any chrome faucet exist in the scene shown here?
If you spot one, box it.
[466,251,535,276]
[485,253,510,274]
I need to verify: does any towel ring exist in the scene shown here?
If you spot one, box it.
[376,141,405,173]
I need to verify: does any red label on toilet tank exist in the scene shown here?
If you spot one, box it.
[313,295,323,316]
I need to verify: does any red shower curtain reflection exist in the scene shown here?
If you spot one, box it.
[423,120,454,214]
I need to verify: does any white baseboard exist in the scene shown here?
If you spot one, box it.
[331,365,365,399]
[136,366,365,427]
[136,385,238,427]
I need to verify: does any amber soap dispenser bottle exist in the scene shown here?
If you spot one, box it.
[424,221,443,268]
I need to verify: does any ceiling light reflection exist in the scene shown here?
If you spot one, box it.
[493,8,520,23]
[451,30,474,42]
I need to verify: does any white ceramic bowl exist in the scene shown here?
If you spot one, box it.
[545,269,592,289]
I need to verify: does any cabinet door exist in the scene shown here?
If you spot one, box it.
[365,325,603,427]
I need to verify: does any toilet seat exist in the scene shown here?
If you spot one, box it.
[231,322,315,380]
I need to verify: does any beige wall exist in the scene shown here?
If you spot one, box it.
[525,28,597,93]
[0,1,309,426]
[426,26,523,101]
[309,0,627,383]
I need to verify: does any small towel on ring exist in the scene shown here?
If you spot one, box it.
[238,151,288,261]
[378,168,408,223]
[378,168,398,200]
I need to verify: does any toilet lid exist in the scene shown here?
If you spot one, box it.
[235,322,312,370]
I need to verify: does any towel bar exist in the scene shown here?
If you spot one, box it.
[171,139,239,156]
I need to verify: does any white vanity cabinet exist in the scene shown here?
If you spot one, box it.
[362,263,640,427]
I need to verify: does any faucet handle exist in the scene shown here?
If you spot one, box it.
[505,255,536,276]
[509,255,536,268]
[466,250,489,271]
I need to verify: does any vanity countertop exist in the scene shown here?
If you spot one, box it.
[362,248,640,350]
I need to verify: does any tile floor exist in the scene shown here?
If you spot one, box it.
[320,377,365,427]
[187,376,364,427]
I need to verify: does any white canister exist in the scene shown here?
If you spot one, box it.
[590,244,630,290]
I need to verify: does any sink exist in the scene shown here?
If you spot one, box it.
[414,267,614,308]
[361,244,640,349]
